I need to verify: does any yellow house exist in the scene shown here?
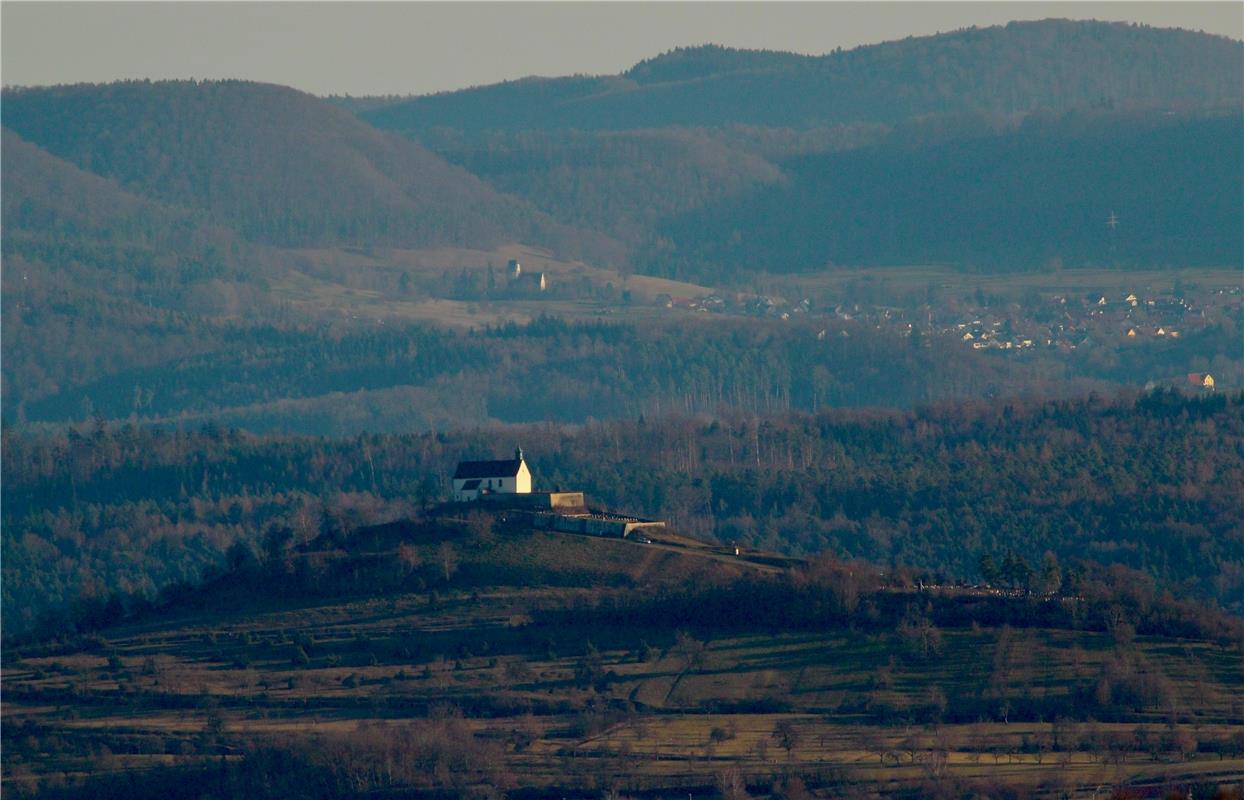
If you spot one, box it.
[1126,328,1136,337]
[1204,374,1215,389]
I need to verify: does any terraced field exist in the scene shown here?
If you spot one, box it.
[4,527,1243,798]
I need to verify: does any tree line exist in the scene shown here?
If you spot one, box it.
[4,388,1241,638]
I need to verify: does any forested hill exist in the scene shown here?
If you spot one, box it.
[348,20,1244,276]
[4,390,1243,636]
[1,129,251,277]
[361,21,1243,132]
[0,81,614,258]
[645,110,1244,276]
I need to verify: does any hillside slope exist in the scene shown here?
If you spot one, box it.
[6,392,1243,641]
[645,109,1244,275]
[363,21,1243,132]
[1,80,616,258]
[417,127,803,243]
[4,517,1242,798]
[2,129,242,264]
[1,129,273,408]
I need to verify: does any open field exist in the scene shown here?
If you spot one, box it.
[269,244,717,329]
[268,248,1242,338]
[4,522,1243,798]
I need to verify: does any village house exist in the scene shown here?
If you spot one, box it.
[1187,373,1216,391]
[452,447,532,502]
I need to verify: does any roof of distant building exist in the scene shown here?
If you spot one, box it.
[453,458,523,480]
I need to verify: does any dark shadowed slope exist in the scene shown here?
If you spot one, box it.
[418,127,800,244]
[645,110,1244,276]
[1,80,617,258]
[362,21,1243,132]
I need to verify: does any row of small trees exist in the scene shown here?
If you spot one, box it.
[978,549,1064,594]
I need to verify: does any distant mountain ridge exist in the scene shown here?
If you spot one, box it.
[350,19,1243,276]
[643,109,1243,275]
[3,19,1241,443]
[362,20,1243,132]
[1,80,617,259]
[623,44,809,84]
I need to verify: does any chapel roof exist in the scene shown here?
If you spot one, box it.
[453,457,523,480]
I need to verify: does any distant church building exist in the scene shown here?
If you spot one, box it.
[514,271,547,292]
[506,259,547,294]
[452,447,532,502]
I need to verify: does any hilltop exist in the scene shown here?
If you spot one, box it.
[1,81,614,258]
[4,509,1243,798]
[4,390,1243,796]
[352,21,1244,276]
[361,21,1243,132]
[6,391,1244,640]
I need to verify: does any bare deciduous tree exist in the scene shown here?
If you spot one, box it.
[438,541,459,583]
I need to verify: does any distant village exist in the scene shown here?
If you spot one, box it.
[434,256,1235,391]
[660,284,1239,389]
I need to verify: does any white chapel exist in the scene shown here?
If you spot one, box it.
[451,447,532,502]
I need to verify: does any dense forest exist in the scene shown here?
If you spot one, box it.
[3,316,1050,428]
[362,21,1242,131]
[9,309,1240,435]
[358,21,1244,276]
[642,110,1243,277]
[0,82,617,260]
[412,110,1244,278]
[4,390,1242,638]
[2,22,1239,285]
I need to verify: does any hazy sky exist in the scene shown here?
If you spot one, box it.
[3,2,1241,97]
